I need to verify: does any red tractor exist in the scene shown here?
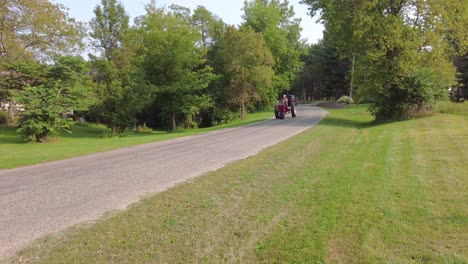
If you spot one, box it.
[275,95,297,119]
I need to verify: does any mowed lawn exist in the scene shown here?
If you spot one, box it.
[0,111,273,169]
[5,105,468,263]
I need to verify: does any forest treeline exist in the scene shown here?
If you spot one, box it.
[0,0,467,142]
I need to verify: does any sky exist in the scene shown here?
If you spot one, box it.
[52,0,324,44]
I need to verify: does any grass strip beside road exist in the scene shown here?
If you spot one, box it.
[0,111,273,169]
[6,105,468,263]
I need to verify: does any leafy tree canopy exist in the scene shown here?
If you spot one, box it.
[222,26,275,119]
[89,0,130,60]
[0,0,85,62]
[302,0,468,119]
[242,0,303,92]
[0,0,86,121]
[137,4,216,130]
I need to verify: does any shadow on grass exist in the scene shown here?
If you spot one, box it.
[319,116,382,129]
[0,124,112,143]
[60,118,270,141]
[63,124,165,139]
[0,125,24,144]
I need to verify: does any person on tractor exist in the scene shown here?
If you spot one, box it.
[274,93,297,119]
[277,100,287,119]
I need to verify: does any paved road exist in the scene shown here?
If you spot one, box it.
[0,105,326,258]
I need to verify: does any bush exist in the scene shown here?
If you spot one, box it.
[15,85,72,142]
[369,68,448,120]
[211,108,237,126]
[0,111,7,125]
[337,96,354,104]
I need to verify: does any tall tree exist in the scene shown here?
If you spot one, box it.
[242,0,303,95]
[190,6,233,126]
[303,0,468,119]
[191,6,226,50]
[138,5,215,130]
[222,26,274,119]
[0,0,85,120]
[89,0,129,60]
[89,0,150,135]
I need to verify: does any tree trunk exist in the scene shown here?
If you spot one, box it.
[241,96,245,120]
[350,52,355,98]
[171,112,176,131]
[240,67,246,120]
[8,100,15,121]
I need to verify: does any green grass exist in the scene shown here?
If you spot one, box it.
[5,105,467,263]
[0,111,273,169]
[436,101,468,116]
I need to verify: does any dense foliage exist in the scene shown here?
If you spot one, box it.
[243,0,304,94]
[0,0,85,120]
[14,56,94,142]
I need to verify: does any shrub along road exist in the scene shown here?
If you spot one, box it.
[0,105,326,258]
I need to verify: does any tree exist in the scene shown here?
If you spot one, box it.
[0,0,85,121]
[88,56,150,135]
[0,0,85,61]
[89,0,129,60]
[89,0,150,135]
[15,85,72,142]
[222,26,274,119]
[242,0,303,95]
[302,0,468,119]
[46,56,95,114]
[137,5,215,130]
[189,6,236,126]
[191,6,226,50]
[14,56,94,142]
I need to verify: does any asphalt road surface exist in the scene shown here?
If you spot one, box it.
[0,105,326,258]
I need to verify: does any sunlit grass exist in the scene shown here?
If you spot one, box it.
[436,101,468,116]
